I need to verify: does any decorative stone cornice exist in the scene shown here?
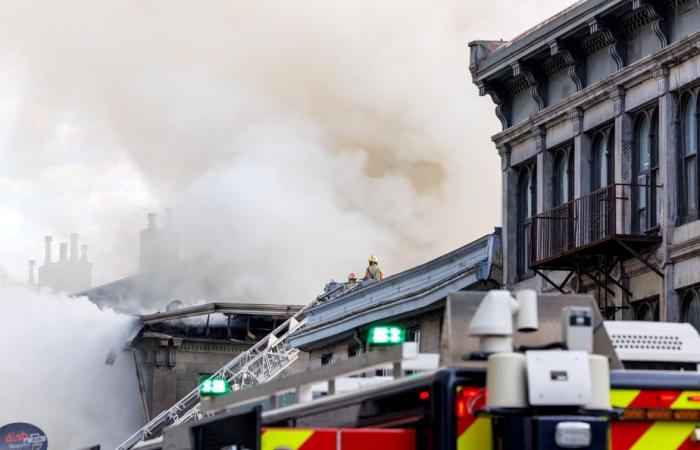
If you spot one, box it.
[477,79,511,130]
[497,143,511,171]
[653,65,670,95]
[547,39,586,92]
[584,18,626,70]
[568,108,584,136]
[609,86,626,116]
[531,125,547,153]
[628,0,668,48]
[510,61,547,111]
[490,33,700,147]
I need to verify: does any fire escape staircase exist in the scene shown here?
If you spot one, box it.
[529,183,663,318]
[115,309,307,450]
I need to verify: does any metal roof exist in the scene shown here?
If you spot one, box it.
[289,229,501,349]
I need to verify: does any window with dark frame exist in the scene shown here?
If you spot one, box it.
[552,145,574,206]
[633,106,659,233]
[516,162,537,278]
[633,297,659,322]
[680,90,699,223]
[681,288,700,332]
[590,126,615,192]
[320,353,333,366]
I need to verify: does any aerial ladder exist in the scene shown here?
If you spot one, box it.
[115,309,307,450]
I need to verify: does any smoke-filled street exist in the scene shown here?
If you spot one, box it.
[11,1,700,449]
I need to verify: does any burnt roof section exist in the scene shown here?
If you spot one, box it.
[140,302,302,324]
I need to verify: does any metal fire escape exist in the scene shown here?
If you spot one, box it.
[115,310,307,450]
[530,183,663,318]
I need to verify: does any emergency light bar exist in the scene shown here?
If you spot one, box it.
[199,375,231,397]
[367,326,405,345]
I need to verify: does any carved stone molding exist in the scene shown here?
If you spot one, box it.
[568,108,584,136]
[627,0,668,48]
[477,79,511,130]
[584,18,626,71]
[653,65,670,95]
[531,125,547,153]
[609,86,626,116]
[497,143,511,171]
[510,61,547,111]
[547,39,586,92]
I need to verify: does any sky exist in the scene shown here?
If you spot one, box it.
[0,0,579,303]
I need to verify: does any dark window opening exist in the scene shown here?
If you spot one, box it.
[320,353,333,366]
[680,91,699,223]
[633,107,659,232]
[633,297,659,321]
[348,345,362,358]
[591,126,615,192]
[552,145,574,206]
[516,162,537,278]
[681,288,700,332]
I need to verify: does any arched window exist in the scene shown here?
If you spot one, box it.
[634,298,659,322]
[591,127,614,192]
[682,289,700,332]
[633,107,659,232]
[553,146,574,206]
[517,163,537,278]
[680,92,698,222]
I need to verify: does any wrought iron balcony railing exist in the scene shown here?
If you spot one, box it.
[530,183,660,269]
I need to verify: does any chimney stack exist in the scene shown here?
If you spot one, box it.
[80,244,88,262]
[28,260,36,285]
[44,236,53,265]
[147,212,157,230]
[70,233,79,262]
[59,243,68,262]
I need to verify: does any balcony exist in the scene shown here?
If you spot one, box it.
[530,183,662,274]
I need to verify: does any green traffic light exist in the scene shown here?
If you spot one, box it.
[367,326,405,345]
[199,375,231,397]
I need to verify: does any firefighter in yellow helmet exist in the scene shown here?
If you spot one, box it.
[364,255,384,281]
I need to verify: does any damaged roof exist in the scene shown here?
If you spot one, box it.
[140,302,302,324]
[289,229,501,350]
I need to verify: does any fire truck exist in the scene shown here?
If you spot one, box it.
[132,291,700,450]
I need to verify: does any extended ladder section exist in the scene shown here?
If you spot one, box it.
[115,310,307,450]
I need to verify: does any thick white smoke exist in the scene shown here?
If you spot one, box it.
[0,285,143,449]
[0,1,577,303]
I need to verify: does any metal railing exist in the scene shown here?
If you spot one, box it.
[530,183,632,266]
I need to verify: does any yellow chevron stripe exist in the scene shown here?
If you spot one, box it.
[457,418,492,450]
[671,391,700,410]
[630,422,697,450]
[262,429,314,450]
[611,389,641,408]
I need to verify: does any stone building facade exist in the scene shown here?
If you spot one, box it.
[470,0,700,327]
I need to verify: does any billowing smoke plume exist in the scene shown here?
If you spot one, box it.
[0,285,142,448]
[0,1,576,303]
